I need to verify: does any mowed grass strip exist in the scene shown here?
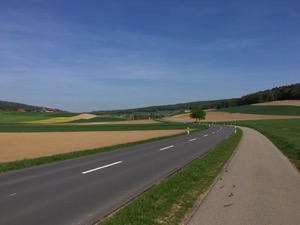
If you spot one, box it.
[99,129,242,225]
[237,119,300,170]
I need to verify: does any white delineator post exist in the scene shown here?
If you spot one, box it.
[187,127,190,134]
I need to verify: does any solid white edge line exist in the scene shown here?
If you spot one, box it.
[82,161,123,174]
[160,145,174,151]
[189,138,197,142]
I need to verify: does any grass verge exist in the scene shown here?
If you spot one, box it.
[237,119,300,171]
[98,128,242,225]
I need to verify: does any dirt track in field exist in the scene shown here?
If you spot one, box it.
[0,130,184,163]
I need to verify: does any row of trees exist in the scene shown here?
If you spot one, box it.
[124,112,165,120]
[93,100,224,115]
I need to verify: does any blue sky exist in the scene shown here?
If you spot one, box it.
[0,0,299,112]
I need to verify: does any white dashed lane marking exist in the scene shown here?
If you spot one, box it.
[160,145,174,151]
[82,161,123,174]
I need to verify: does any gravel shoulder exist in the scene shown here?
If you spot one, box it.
[186,127,300,225]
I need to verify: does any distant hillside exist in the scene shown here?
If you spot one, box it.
[94,83,300,115]
[217,83,300,109]
[0,100,59,112]
[2,83,299,114]
[93,99,224,116]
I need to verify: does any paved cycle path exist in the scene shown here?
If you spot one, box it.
[186,127,300,225]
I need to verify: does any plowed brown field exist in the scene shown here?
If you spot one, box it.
[0,130,184,163]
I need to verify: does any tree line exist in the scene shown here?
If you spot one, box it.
[95,83,300,115]
[216,83,300,109]
[1,83,299,112]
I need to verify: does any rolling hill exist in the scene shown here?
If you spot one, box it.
[93,83,300,115]
[1,83,299,114]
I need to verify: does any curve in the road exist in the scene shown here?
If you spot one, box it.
[0,125,233,225]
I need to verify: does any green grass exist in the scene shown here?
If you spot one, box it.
[99,129,242,225]
[0,111,129,124]
[0,122,203,132]
[217,105,300,116]
[237,119,300,170]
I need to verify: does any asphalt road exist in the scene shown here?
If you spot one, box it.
[0,125,233,225]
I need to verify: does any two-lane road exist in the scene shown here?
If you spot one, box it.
[0,125,233,225]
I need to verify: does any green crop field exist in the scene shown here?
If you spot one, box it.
[237,119,300,170]
[0,111,78,123]
[0,111,128,124]
[217,105,300,116]
[0,122,204,132]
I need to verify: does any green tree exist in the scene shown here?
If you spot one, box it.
[190,106,206,122]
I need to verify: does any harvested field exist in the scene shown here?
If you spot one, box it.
[253,100,300,106]
[72,113,98,119]
[165,111,300,123]
[0,130,184,163]
[75,119,160,125]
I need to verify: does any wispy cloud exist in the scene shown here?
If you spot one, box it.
[1,0,299,111]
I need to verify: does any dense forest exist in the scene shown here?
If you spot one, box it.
[217,83,300,109]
